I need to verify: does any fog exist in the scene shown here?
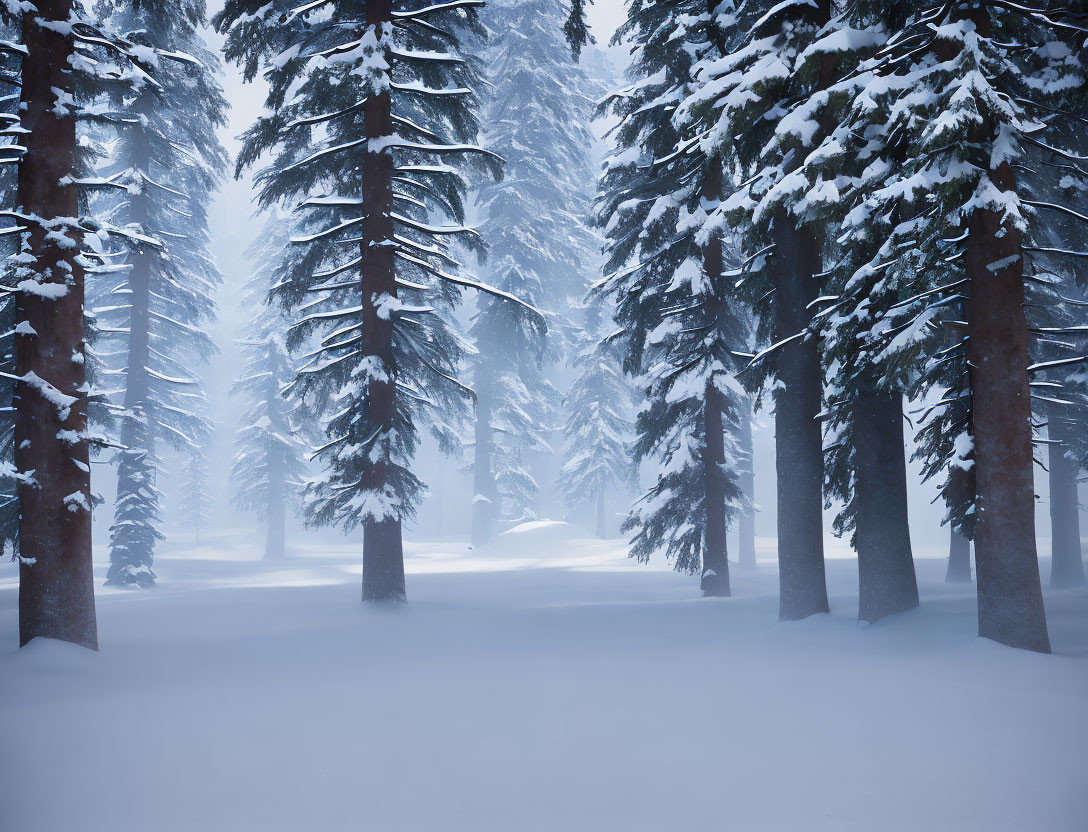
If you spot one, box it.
[2,2,1086,831]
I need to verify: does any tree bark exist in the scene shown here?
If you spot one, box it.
[16,2,98,649]
[360,0,405,602]
[701,381,730,597]
[737,398,756,568]
[771,219,828,620]
[1047,404,1084,588]
[964,157,1050,652]
[471,375,497,546]
[595,485,606,539]
[852,387,918,622]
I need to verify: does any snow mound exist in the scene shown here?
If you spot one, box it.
[488,520,589,556]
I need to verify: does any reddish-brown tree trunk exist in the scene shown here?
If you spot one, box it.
[360,0,405,602]
[964,158,1050,652]
[16,2,98,649]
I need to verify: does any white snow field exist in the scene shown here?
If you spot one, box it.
[2,521,1086,831]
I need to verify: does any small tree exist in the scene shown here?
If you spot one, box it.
[179,447,213,544]
[556,301,635,538]
[231,219,309,560]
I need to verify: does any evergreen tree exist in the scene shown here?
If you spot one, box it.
[179,446,212,543]
[555,300,636,538]
[3,1,187,648]
[468,0,599,544]
[216,0,522,602]
[599,0,748,596]
[791,1,1087,650]
[230,218,309,560]
[92,0,226,587]
[677,0,840,614]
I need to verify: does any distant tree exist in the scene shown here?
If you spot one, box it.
[556,300,636,539]
[230,219,309,560]
[216,0,522,602]
[469,0,599,543]
[179,447,213,543]
[93,0,226,587]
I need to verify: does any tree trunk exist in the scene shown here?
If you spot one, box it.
[947,527,972,583]
[595,486,606,539]
[771,219,828,620]
[471,376,497,546]
[852,387,918,622]
[360,0,405,602]
[701,381,730,597]
[945,464,974,583]
[699,172,729,598]
[1047,404,1084,588]
[265,445,287,560]
[108,96,157,587]
[964,155,1050,652]
[16,2,98,649]
[737,398,756,568]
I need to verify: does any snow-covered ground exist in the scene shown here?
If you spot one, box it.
[1,521,1086,831]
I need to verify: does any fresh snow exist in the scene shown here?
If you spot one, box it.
[1,522,1085,832]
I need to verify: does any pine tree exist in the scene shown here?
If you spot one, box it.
[230,218,309,560]
[677,0,844,617]
[179,446,212,543]
[3,1,186,648]
[92,0,226,587]
[792,1,1087,650]
[216,0,521,602]
[555,300,636,539]
[468,0,599,543]
[599,0,748,596]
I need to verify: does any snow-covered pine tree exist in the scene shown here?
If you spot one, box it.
[179,445,212,543]
[598,0,748,596]
[2,1,192,648]
[216,0,522,602]
[91,0,226,587]
[793,1,1088,651]
[230,218,309,560]
[676,0,847,617]
[555,300,635,539]
[468,0,599,544]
